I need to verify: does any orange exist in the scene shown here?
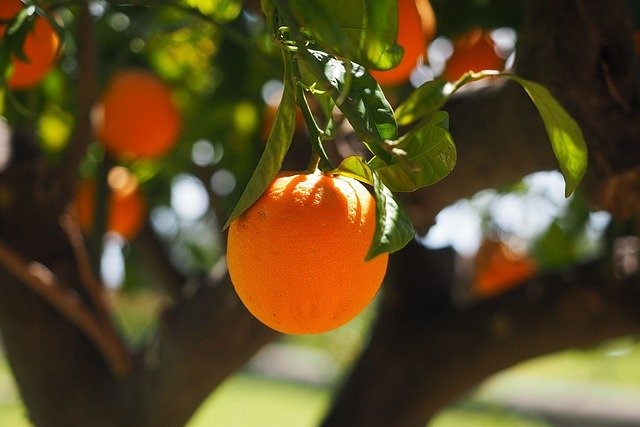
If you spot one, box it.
[226,171,389,334]
[260,102,304,142]
[370,0,436,86]
[473,239,537,298]
[0,0,61,89]
[75,167,147,240]
[93,69,181,159]
[443,28,504,82]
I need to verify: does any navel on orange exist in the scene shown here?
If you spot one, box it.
[226,172,389,334]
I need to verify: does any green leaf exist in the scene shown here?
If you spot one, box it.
[507,75,588,197]
[223,58,297,229]
[396,71,588,196]
[288,0,353,59]
[333,156,414,259]
[369,119,456,192]
[359,0,403,70]
[395,78,449,125]
[333,155,375,184]
[299,49,397,163]
[394,71,498,126]
[368,169,415,260]
[423,110,450,130]
[288,0,401,70]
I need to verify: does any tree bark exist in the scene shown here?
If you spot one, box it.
[0,152,278,426]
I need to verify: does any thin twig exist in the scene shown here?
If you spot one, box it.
[0,238,132,377]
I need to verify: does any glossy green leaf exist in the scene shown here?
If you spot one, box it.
[359,0,403,70]
[395,71,588,196]
[288,0,401,70]
[299,49,397,163]
[333,155,375,185]
[289,0,353,59]
[394,78,449,125]
[332,156,414,259]
[317,0,402,69]
[223,58,297,229]
[508,75,587,197]
[423,110,450,130]
[369,121,456,192]
[367,168,415,260]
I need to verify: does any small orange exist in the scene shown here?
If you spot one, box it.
[443,28,504,82]
[93,69,181,159]
[473,239,537,298]
[260,102,304,142]
[75,167,147,240]
[0,0,61,89]
[370,0,436,86]
[226,172,389,334]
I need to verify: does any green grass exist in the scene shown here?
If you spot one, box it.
[0,358,30,427]
[187,375,331,427]
[0,404,31,427]
[0,331,639,427]
[430,405,553,427]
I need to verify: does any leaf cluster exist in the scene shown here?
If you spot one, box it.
[224,2,588,260]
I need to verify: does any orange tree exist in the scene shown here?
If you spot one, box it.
[0,1,639,426]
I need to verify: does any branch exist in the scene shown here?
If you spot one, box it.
[131,270,278,427]
[322,241,640,427]
[0,238,132,377]
[57,0,96,191]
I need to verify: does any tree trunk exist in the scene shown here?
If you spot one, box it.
[0,149,277,426]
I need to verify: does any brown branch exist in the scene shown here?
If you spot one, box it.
[57,0,97,191]
[322,241,640,427]
[0,238,132,377]
[59,207,109,317]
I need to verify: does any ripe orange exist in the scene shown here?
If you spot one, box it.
[443,28,504,82]
[226,172,389,334]
[473,239,537,298]
[260,102,304,142]
[75,167,147,240]
[370,0,436,86]
[0,0,61,89]
[93,69,181,159]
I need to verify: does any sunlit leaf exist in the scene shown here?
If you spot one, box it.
[394,78,449,125]
[299,49,396,163]
[395,71,588,196]
[359,0,403,70]
[289,0,401,70]
[289,0,353,59]
[223,56,297,229]
[368,169,415,259]
[369,121,456,192]
[508,75,587,197]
